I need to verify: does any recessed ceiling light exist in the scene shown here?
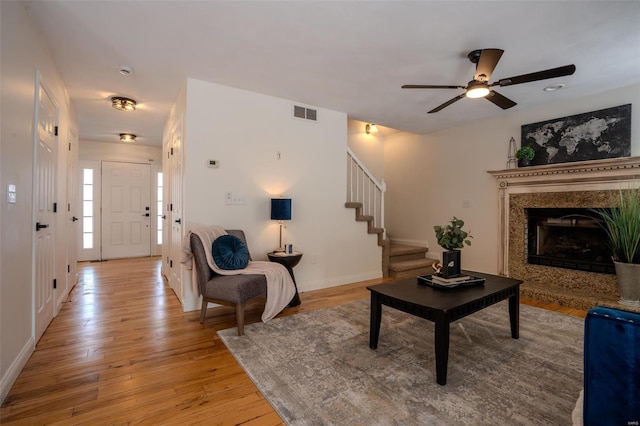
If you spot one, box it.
[543,83,565,92]
[111,96,136,111]
[118,65,133,76]
[119,133,136,143]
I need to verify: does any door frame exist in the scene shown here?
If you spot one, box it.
[77,160,159,261]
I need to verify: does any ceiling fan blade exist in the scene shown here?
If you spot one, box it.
[474,49,504,82]
[428,94,466,114]
[485,90,517,109]
[494,64,576,87]
[402,84,465,89]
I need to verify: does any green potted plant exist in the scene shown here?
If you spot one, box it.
[433,217,473,278]
[516,146,535,167]
[591,186,640,306]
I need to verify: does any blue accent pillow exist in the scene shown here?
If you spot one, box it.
[212,235,250,270]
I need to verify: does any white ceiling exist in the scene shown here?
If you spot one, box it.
[23,1,640,147]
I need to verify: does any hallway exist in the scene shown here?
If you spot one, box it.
[0,257,286,424]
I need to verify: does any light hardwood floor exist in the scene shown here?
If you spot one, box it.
[0,257,586,425]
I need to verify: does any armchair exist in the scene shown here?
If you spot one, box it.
[190,230,267,336]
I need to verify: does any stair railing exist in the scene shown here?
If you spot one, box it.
[347,148,386,238]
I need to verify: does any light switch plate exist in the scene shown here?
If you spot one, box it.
[7,184,16,204]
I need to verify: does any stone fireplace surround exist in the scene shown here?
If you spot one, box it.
[489,156,640,311]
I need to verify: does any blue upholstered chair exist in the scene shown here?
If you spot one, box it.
[190,230,267,336]
[583,306,640,425]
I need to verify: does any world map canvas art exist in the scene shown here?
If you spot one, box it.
[521,104,631,166]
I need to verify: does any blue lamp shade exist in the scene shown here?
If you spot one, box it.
[271,198,292,221]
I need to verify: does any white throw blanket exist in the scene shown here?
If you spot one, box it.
[180,226,296,322]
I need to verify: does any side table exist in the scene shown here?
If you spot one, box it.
[267,251,302,307]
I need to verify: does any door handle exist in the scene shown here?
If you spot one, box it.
[72,216,79,222]
[175,218,181,224]
[142,213,150,217]
[162,215,166,220]
[36,222,49,231]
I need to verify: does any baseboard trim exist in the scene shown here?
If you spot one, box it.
[299,270,382,293]
[1,337,35,404]
[182,296,200,313]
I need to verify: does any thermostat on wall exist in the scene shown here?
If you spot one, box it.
[207,159,219,168]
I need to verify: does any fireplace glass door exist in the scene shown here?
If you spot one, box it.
[526,208,615,274]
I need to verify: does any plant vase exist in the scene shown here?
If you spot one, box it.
[614,261,640,307]
[518,158,532,167]
[440,250,461,278]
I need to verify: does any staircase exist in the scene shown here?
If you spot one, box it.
[344,201,390,273]
[387,243,436,279]
[346,148,435,278]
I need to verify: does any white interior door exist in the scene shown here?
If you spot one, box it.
[34,77,57,342]
[65,130,79,295]
[168,119,183,300]
[101,162,151,259]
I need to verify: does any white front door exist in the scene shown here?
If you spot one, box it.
[34,78,57,342]
[101,162,151,259]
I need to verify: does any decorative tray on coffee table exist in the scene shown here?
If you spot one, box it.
[417,274,485,290]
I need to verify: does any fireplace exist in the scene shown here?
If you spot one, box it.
[526,208,614,274]
[488,157,640,310]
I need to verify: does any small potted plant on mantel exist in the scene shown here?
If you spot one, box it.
[516,146,535,167]
[591,185,640,307]
[433,217,473,278]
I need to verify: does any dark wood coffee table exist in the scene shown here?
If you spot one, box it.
[368,271,522,385]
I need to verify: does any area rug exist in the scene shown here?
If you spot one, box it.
[218,299,584,425]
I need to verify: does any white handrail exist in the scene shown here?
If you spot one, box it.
[346,148,384,191]
[346,148,386,238]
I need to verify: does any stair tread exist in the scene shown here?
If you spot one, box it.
[389,258,436,272]
[390,244,428,256]
[345,202,362,208]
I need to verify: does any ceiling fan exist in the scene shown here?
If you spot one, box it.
[402,49,576,114]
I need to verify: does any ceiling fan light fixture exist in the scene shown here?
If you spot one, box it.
[119,133,136,143]
[111,96,137,111]
[465,81,490,99]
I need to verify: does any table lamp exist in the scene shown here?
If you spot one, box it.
[271,198,292,252]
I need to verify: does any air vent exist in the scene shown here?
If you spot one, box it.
[305,108,317,121]
[293,105,306,119]
[293,105,317,121]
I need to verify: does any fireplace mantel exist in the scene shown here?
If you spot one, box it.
[488,156,640,188]
[488,157,640,276]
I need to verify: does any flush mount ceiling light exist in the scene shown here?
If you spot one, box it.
[365,123,378,134]
[119,133,136,143]
[111,96,136,111]
[118,65,133,76]
[543,83,566,92]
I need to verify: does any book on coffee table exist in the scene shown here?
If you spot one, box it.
[430,275,472,284]
[417,274,485,290]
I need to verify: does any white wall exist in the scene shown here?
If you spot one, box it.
[79,140,162,163]
[1,2,77,402]
[172,78,381,310]
[347,119,385,183]
[384,83,640,274]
